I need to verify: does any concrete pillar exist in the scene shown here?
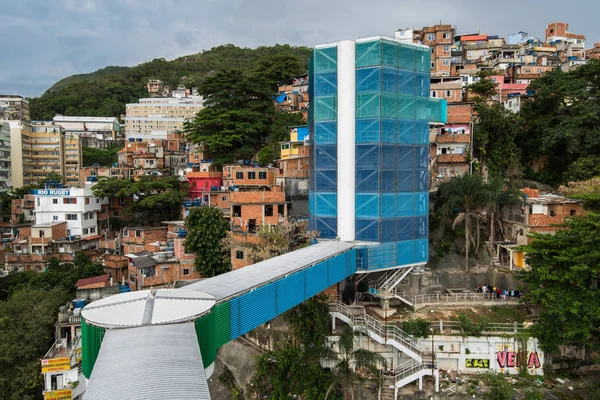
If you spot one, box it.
[418,376,423,390]
[435,371,440,392]
[332,315,336,332]
[336,40,356,242]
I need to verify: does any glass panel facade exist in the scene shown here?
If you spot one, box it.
[309,38,446,267]
[309,46,338,238]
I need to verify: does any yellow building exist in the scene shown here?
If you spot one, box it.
[280,126,309,160]
[8,121,81,188]
[64,134,82,186]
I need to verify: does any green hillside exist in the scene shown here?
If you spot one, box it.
[29,44,311,120]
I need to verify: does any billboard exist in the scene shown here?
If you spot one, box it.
[41,357,71,373]
[44,390,72,400]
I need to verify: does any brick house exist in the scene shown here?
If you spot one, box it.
[498,188,585,269]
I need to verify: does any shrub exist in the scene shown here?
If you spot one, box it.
[402,318,431,338]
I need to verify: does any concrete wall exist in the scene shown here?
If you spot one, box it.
[421,335,544,376]
[76,284,120,301]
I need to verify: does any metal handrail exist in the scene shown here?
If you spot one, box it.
[408,292,520,306]
[330,301,422,354]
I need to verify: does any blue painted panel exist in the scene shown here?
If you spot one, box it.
[356,194,380,218]
[276,271,306,315]
[356,118,380,143]
[348,249,358,276]
[315,217,337,238]
[396,240,414,265]
[238,284,277,337]
[305,261,329,298]
[328,255,347,286]
[415,239,429,263]
[229,297,241,340]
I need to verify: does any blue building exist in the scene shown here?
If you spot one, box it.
[309,36,447,271]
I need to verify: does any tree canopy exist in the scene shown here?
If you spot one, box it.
[30,44,311,120]
[184,53,307,165]
[184,206,230,277]
[82,145,122,167]
[517,60,600,184]
[521,213,600,351]
[0,253,106,399]
[92,175,187,225]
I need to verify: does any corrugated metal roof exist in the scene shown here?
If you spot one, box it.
[186,240,354,301]
[82,289,215,329]
[84,322,211,400]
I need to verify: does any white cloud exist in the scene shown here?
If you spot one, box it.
[1,0,599,97]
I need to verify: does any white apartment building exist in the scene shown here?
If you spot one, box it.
[124,96,204,140]
[33,186,104,239]
[53,115,120,139]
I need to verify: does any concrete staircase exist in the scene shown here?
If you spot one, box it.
[330,301,440,397]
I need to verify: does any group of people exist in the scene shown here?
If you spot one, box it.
[476,284,523,301]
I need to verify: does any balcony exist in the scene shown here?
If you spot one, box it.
[437,154,467,163]
[435,134,470,144]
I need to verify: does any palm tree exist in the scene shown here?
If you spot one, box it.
[325,327,386,400]
[484,177,524,267]
[437,174,489,271]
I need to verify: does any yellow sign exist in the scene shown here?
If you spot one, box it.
[75,348,82,364]
[466,358,490,368]
[44,390,72,400]
[41,357,71,373]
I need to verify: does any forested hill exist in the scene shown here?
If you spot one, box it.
[29,44,312,120]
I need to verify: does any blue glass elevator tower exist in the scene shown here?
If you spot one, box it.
[309,37,447,271]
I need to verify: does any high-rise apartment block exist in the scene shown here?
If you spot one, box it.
[124,97,204,140]
[0,95,30,121]
[8,121,82,188]
[0,122,11,193]
[309,37,446,267]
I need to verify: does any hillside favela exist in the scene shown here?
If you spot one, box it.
[1,2,600,399]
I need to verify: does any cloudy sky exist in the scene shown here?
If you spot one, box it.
[2,0,599,97]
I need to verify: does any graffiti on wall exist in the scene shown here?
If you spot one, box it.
[496,350,542,370]
[465,358,489,368]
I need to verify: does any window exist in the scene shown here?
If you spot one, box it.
[96,198,100,203]
[443,45,450,52]
[264,205,273,217]
[236,250,244,260]
[66,214,77,220]
[446,90,452,98]
[281,144,290,150]
[235,172,243,179]
[67,229,71,236]
[247,171,256,179]
[130,273,135,282]
[53,215,58,221]
[427,33,435,41]
[85,198,90,205]
[431,48,435,54]
[431,91,437,98]
[63,198,77,204]
[222,196,227,201]
[570,209,577,216]
[431,62,435,69]
[442,32,450,39]
[258,171,267,180]
[52,198,58,204]
[83,228,89,235]
[183,268,190,276]
[91,227,96,233]
[113,211,119,217]
[442,60,450,66]
[39,230,44,237]
[233,205,242,217]
[467,51,472,57]
[136,230,141,237]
